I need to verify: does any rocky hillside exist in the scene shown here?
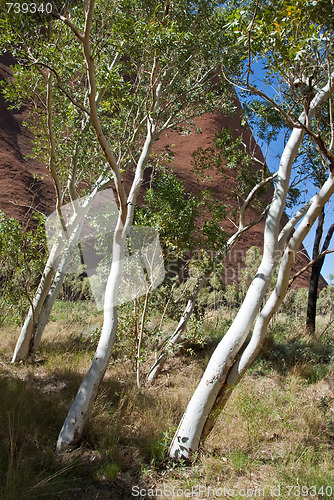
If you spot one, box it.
[0,55,326,289]
[0,54,54,224]
[153,108,327,289]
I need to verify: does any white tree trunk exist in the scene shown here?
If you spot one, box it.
[147,273,209,383]
[54,42,157,445]
[200,172,334,442]
[30,248,73,360]
[11,241,61,362]
[168,261,273,458]
[56,219,125,452]
[12,182,106,363]
[169,77,334,459]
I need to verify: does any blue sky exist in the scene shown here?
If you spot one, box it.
[258,126,334,285]
[239,63,334,285]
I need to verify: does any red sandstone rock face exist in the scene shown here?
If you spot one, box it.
[0,54,55,224]
[153,110,327,289]
[0,56,326,288]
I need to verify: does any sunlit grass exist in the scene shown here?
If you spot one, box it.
[0,300,333,499]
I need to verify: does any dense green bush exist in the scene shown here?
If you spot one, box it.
[318,285,334,318]
[0,211,46,326]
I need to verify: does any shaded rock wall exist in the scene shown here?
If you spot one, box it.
[153,110,326,289]
[0,54,55,224]
[0,56,326,289]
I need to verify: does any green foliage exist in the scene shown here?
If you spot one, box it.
[96,461,121,481]
[223,284,239,309]
[0,0,233,188]
[280,288,309,320]
[199,192,228,251]
[223,0,334,215]
[182,317,206,351]
[59,274,92,302]
[0,211,47,325]
[239,246,262,299]
[226,0,334,81]
[318,285,334,316]
[140,425,178,467]
[0,1,235,333]
[135,169,198,255]
[193,127,255,185]
[241,99,286,144]
[192,126,271,230]
[214,128,251,170]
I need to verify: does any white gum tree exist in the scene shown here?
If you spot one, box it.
[169,0,334,459]
[4,0,232,367]
[3,0,240,451]
[54,0,236,451]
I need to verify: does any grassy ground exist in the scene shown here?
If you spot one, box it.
[0,302,333,499]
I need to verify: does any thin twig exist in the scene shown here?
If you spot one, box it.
[288,248,334,287]
[318,318,334,338]
[29,61,90,116]
[246,0,260,86]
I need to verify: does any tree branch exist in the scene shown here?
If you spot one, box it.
[278,198,314,250]
[52,12,84,43]
[246,0,259,86]
[237,172,277,232]
[81,0,127,222]
[30,61,90,116]
[46,71,66,233]
[288,248,334,287]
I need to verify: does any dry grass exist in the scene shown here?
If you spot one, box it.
[0,300,333,499]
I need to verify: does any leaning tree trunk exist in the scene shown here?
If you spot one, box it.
[169,173,334,460]
[56,219,126,452]
[11,181,106,363]
[11,240,62,362]
[168,78,334,459]
[29,248,74,361]
[201,174,334,441]
[147,272,210,383]
[306,208,334,334]
[168,258,275,459]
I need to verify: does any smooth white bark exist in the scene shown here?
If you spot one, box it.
[147,176,274,384]
[169,77,334,460]
[56,219,125,451]
[12,178,107,363]
[30,248,73,361]
[11,241,61,362]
